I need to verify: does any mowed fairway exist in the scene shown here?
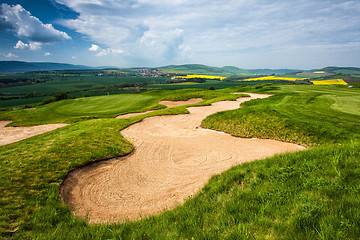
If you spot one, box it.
[0,93,163,126]
[54,94,159,116]
[330,95,360,116]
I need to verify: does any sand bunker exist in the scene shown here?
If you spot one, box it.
[0,121,68,146]
[61,93,305,223]
[116,98,203,118]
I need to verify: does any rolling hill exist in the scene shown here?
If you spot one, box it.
[159,64,301,76]
[320,66,360,75]
[0,61,94,73]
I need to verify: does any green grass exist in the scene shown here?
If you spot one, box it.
[0,89,238,126]
[1,84,360,239]
[203,84,360,146]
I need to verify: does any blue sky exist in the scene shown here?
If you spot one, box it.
[0,0,360,69]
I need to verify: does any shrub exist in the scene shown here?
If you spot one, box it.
[41,97,55,105]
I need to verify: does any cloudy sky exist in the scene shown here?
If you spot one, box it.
[0,0,359,69]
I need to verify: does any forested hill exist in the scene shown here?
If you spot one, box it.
[159,64,300,76]
[0,61,93,73]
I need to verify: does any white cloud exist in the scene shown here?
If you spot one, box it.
[44,52,52,56]
[89,44,100,51]
[14,40,28,49]
[5,52,17,58]
[0,3,71,43]
[14,40,42,50]
[88,43,125,56]
[1,52,18,58]
[96,48,125,56]
[55,0,360,67]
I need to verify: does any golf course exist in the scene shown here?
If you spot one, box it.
[0,82,360,239]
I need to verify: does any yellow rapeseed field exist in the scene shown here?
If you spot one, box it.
[312,71,326,74]
[175,75,226,80]
[311,79,348,85]
[242,76,306,81]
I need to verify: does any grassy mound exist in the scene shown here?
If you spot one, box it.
[204,84,360,146]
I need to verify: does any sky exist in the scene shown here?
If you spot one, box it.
[0,0,360,69]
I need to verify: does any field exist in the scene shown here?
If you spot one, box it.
[0,80,360,239]
[2,65,359,108]
[0,69,260,108]
[242,76,307,81]
[0,72,168,108]
[311,79,348,85]
[174,75,226,80]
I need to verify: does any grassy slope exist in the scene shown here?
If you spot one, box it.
[203,84,360,146]
[1,85,360,239]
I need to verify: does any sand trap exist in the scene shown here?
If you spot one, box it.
[0,121,68,146]
[116,98,203,118]
[60,93,305,223]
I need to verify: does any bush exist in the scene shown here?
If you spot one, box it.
[41,97,55,105]
[54,92,70,101]
[209,86,215,90]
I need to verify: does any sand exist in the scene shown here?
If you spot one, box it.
[60,93,305,223]
[0,121,68,146]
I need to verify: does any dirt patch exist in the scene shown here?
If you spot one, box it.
[61,93,305,223]
[116,98,203,118]
[0,121,68,146]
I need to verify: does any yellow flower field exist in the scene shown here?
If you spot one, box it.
[242,76,306,81]
[311,79,348,85]
[175,75,226,80]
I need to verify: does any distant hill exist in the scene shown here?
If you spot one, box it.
[0,61,94,73]
[159,64,301,76]
[247,69,301,75]
[159,64,233,76]
[320,66,360,75]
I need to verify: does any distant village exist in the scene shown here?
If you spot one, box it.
[98,68,171,78]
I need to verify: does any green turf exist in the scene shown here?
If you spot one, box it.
[330,95,360,116]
